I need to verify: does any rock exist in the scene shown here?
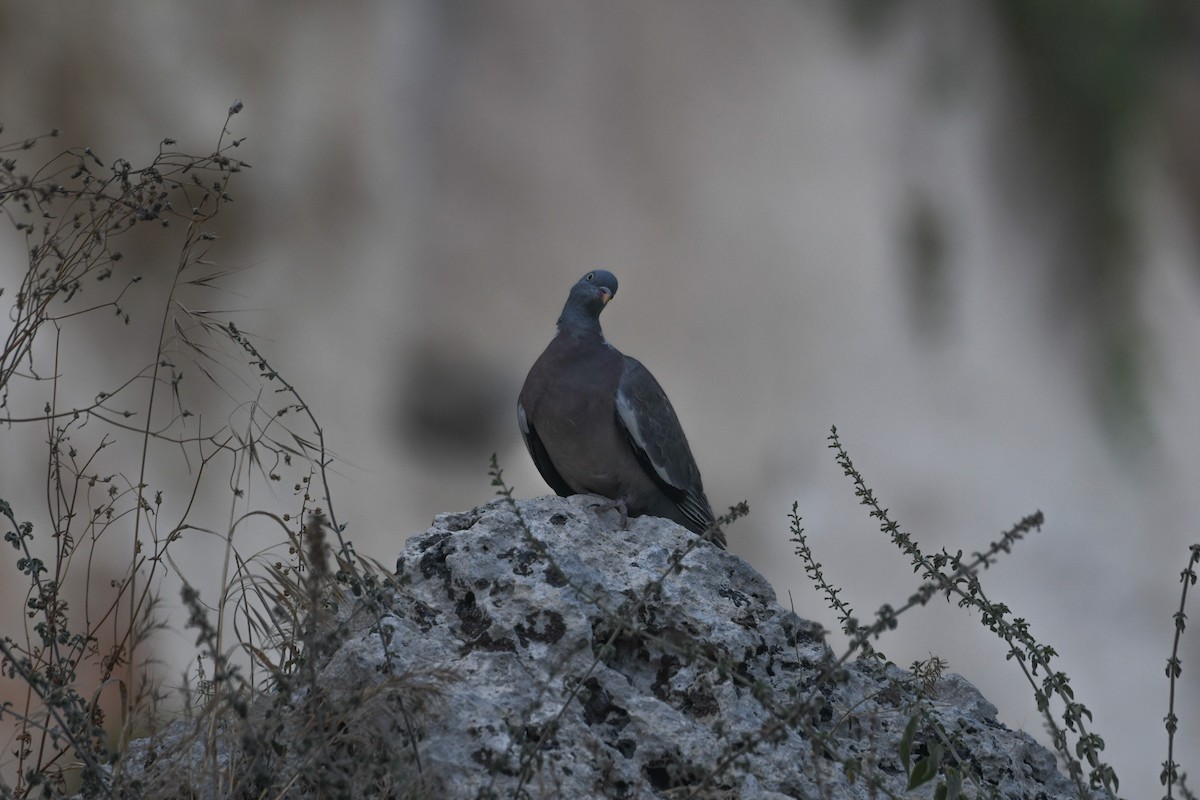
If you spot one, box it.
[114,495,1095,799]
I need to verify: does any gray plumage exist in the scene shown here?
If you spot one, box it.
[518,270,722,547]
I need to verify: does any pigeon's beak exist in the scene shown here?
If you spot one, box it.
[599,288,613,304]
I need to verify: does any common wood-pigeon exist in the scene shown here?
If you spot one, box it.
[518,270,723,547]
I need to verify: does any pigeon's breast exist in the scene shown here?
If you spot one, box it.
[524,338,646,498]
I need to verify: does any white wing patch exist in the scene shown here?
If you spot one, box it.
[517,401,530,437]
[615,390,672,489]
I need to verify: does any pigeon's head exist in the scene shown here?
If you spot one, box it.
[560,270,619,327]
[576,269,618,306]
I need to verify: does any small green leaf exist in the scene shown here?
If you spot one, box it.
[900,715,919,773]
[943,767,962,799]
[908,758,935,789]
[908,743,944,790]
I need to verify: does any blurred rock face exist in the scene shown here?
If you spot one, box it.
[1,3,1198,798]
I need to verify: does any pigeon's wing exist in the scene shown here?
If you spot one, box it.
[517,399,573,497]
[614,357,718,539]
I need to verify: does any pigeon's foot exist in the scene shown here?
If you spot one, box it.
[589,496,629,529]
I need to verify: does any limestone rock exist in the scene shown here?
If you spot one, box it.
[117,495,1094,799]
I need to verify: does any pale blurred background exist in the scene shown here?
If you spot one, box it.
[2,2,1199,797]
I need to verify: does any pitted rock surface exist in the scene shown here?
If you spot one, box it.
[382,496,1086,798]
[117,496,1094,799]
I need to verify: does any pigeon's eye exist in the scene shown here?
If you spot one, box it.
[585,272,595,281]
